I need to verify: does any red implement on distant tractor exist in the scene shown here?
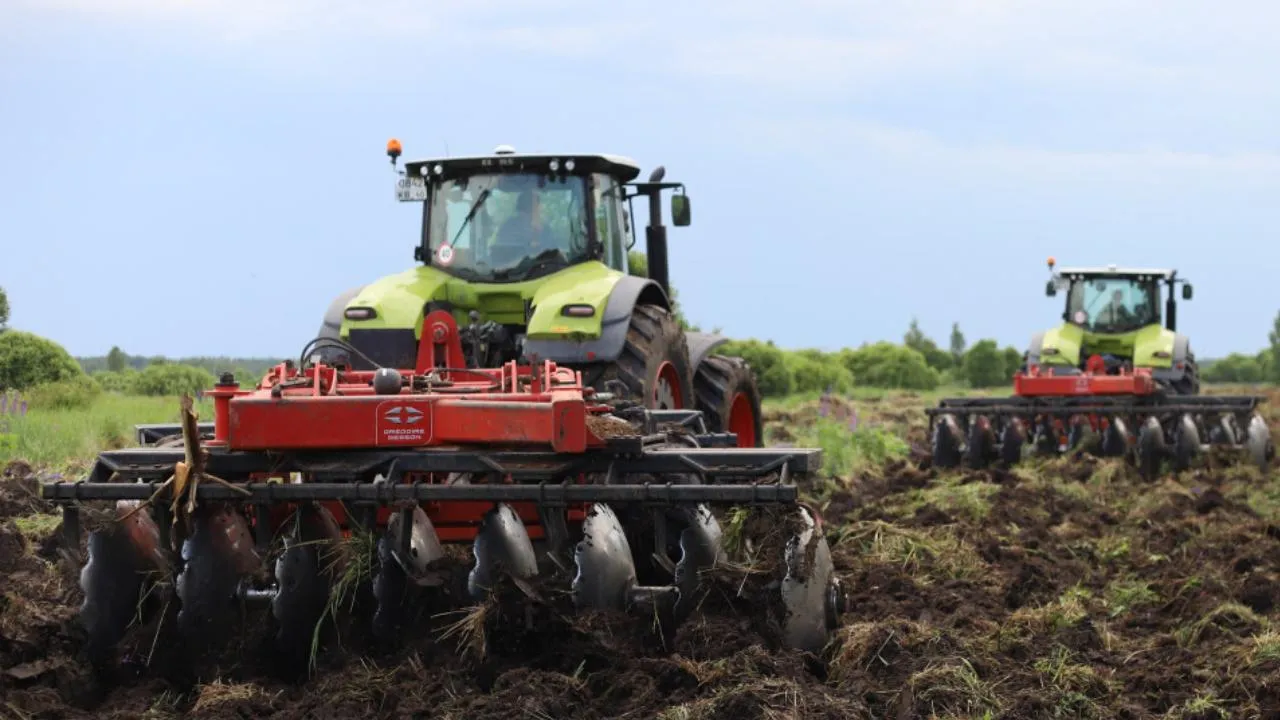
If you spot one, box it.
[928,356,1273,478]
[41,311,843,676]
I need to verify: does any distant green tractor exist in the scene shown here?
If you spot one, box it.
[315,141,762,446]
[928,258,1273,475]
[1025,258,1200,393]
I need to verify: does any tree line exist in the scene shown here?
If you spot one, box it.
[1198,312,1280,383]
[2,279,1278,410]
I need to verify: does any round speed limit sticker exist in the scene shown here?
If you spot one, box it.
[437,244,455,266]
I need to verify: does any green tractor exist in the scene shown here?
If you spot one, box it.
[314,141,763,446]
[1025,258,1199,392]
[928,257,1273,475]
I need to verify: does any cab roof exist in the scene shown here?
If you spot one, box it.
[1056,265,1177,280]
[403,148,642,183]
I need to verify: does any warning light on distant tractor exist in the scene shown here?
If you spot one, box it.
[1047,256,1056,269]
[387,138,402,164]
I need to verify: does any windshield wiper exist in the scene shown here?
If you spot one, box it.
[449,188,492,247]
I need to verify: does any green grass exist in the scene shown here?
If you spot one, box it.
[760,384,977,411]
[0,393,214,471]
[802,420,910,477]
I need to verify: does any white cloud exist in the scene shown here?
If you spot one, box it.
[17,0,1278,102]
[12,0,1280,160]
[736,115,1280,182]
[15,0,646,52]
[650,0,1279,99]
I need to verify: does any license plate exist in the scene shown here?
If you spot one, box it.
[396,177,428,201]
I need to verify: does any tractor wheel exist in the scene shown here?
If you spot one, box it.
[1171,357,1201,395]
[611,304,694,410]
[694,354,764,448]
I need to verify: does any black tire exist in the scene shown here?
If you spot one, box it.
[1178,357,1201,395]
[693,354,764,448]
[610,304,694,410]
[1164,356,1201,396]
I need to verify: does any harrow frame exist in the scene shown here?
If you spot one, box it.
[38,310,845,671]
[927,365,1273,476]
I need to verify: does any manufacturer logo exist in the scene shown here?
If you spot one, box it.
[376,400,431,445]
[384,405,424,425]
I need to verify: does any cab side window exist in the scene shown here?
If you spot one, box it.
[592,174,627,272]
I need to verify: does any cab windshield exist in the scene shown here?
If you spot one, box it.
[424,172,590,283]
[1065,276,1160,332]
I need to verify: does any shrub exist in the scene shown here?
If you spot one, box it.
[720,339,795,397]
[0,331,84,391]
[1202,353,1266,383]
[962,339,1007,388]
[131,363,216,397]
[839,342,941,390]
[784,351,854,395]
[904,319,954,372]
[1002,346,1024,380]
[92,368,140,393]
[24,375,103,411]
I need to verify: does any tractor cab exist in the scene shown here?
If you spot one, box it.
[1037,259,1196,377]
[1045,260,1192,335]
[389,142,690,286]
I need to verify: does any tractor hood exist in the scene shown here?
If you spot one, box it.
[1036,324,1084,367]
[1036,323,1176,369]
[339,262,622,340]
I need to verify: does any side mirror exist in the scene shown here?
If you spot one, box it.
[1181,283,1193,300]
[671,194,691,227]
[1045,280,1056,297]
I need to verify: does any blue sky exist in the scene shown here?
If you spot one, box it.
[2,1,1278,359]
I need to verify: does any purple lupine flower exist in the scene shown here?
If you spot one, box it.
[19,399,27,416]
[1,393,8,415]
[819,386,834,418]
[848,408,859,432]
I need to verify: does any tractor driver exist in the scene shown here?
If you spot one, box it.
[1101,289,1134,326]
[490,189,538,265]
[490,187,551,267]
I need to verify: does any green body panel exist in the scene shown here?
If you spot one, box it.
[338,261,623,341]
[1037,323,1175,369]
